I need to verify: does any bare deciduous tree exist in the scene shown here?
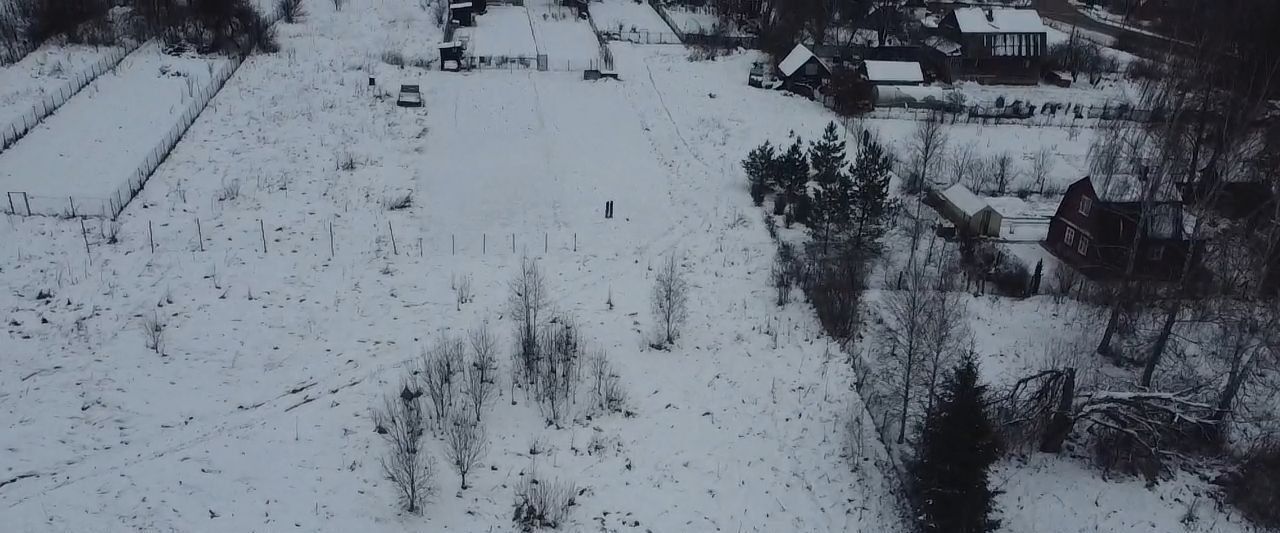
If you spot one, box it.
[465,323,498,421]
[141,313,166,355]
[651,253,689,348]
[421,337,463,427]
[989,152,1015,195]
[881,260,931,444]
[907,112,948,193]
[442,410,487,490]
[373,384,433,513]
[948,141,980,188]
[509,257,549,380]
[1030,146,1055,194]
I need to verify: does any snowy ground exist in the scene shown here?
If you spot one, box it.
[0,1,1263,531]
[589,0,671,35]
[0,43,121,132]
[0,5,904,532]
[0,43,224,210]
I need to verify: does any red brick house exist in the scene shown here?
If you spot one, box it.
[1045,176,1196,281]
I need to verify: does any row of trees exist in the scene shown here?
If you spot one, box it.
[0,0,280,64]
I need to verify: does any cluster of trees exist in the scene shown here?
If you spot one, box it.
[0,0,279,64]
[744,121,894,254]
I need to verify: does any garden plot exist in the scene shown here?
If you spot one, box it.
[662,3,745,35]
[589,0,671,34]
[0,43,122,131]
[0,42,224,209]
[456,5,538,58]
[526,0,603,68]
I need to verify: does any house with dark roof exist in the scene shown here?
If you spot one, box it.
[938,7,1047,85]
[776,44,832,98]
[1045,176,1197,281]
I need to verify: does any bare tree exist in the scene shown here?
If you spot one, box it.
[421,337,462,427]
[906,112,948,193]
[881,260,932,444]
[989,152,1015,195]
[141,313,166,355]
[442,410,487,490]
[1029,146,1056,194]
[509,257,549,381]
[373,385,433,513]
[465,323,498,421]
[535,316,582,426]
[948,141,980,188]
[587,348,626,414]
[920,288,969,414]
[651,253,689,348]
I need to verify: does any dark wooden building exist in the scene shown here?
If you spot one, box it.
[776,44,832,98]
[938,7,1047,85]
[1045,176,1196,281]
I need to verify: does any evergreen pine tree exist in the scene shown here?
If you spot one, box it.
[848,137,894,252]
[809,164,855,253]
[742,141,777,206]
[777,137,811,223]
[912,355,1001,533]
[808,122,846,186]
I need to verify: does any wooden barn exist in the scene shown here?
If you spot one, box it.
[938,7,1047,85]
[1045,176,1196,281]
[776,43,832,98]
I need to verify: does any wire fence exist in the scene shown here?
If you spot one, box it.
[65,216,592,264]
[461,54,609,72]
[2,11,285,221]
[1,41,144,152]
[848,99,1162,126]
[602,30,683,45]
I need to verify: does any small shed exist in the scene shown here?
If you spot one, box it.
[933,184,1001,237]
[777,44,831,97]
[439,41,464,70]
[863,60,924,86]
[450,2,475,26]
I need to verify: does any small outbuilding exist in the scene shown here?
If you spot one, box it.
[439,41,464,70]
[776,44,831,97]
[932,184,1002,237]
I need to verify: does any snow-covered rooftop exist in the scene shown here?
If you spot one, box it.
[952,7,1046,34]
[940,183,991,217]
[863,60,923,83]
[777,44,828,77]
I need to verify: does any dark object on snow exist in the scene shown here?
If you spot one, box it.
[397,85,423,108]
[604,201,614,219]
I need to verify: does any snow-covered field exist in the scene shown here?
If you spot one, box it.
[589,0,671,35]
[0,43,224,210]
[0,4,905,532]
[662,4,721,34]
[0,43,122,131]
[0,1,1264,531]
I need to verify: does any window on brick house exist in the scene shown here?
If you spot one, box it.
[1079,196,1092,215]
[1078,235,1090,255]
[1064,227,1075,246]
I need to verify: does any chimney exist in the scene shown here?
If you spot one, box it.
[984,8,994,22]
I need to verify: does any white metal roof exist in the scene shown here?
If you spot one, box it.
[864,60,923,83]
[450,2,473,8]
[777,44,828,77]
[940,184,991,217]
[952,8,1046,34]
